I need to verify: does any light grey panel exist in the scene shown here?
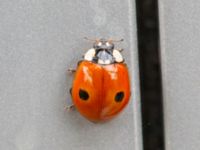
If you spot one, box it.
[159,1,200,150]
[0,0,142,150]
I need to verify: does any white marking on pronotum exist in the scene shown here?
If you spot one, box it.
[84,48,95,61]
[98,59,111,65]
[105,60,111,64]
[113,49,123,62]
[98,59,104,64]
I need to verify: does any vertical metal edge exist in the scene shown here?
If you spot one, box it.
[128,0,143,149]
[158,1,170,149]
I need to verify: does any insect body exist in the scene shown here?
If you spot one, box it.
[70,38,130,122]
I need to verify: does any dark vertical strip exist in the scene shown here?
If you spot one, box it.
[135,0,164,150]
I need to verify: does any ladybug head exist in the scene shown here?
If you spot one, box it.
[93,39,114,51]
[83,38,124,65]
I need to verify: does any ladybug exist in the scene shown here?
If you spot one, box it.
[68,38,131,122]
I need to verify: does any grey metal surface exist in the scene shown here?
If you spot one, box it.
[159,1,200,150]
[0,1,142,150]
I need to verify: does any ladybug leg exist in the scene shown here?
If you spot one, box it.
[64,87,75,111]
[77,60,83,66]
[114,48,124,52]
[118,48,124,52]
[67,68,76,73]
[70,88,72,96]
[67,60,82,73]
[64,104,75,112]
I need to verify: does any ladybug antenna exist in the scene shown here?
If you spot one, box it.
[83,37,98,42]
[108,38,124,43]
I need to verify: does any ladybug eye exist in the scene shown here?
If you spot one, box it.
[106,42,110,46]
[98,42,102,46]
[79,89,89,101]
[115,91,124,102]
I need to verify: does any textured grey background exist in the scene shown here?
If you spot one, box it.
[0,0,142,150]
[159,1,200,150]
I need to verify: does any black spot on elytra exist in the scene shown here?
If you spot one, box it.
[79,89,89,101]
[115,91,124,102]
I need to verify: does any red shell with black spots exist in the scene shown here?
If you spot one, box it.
[71,61,130,122]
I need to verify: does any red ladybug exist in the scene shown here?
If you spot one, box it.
[69,38,130,122]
